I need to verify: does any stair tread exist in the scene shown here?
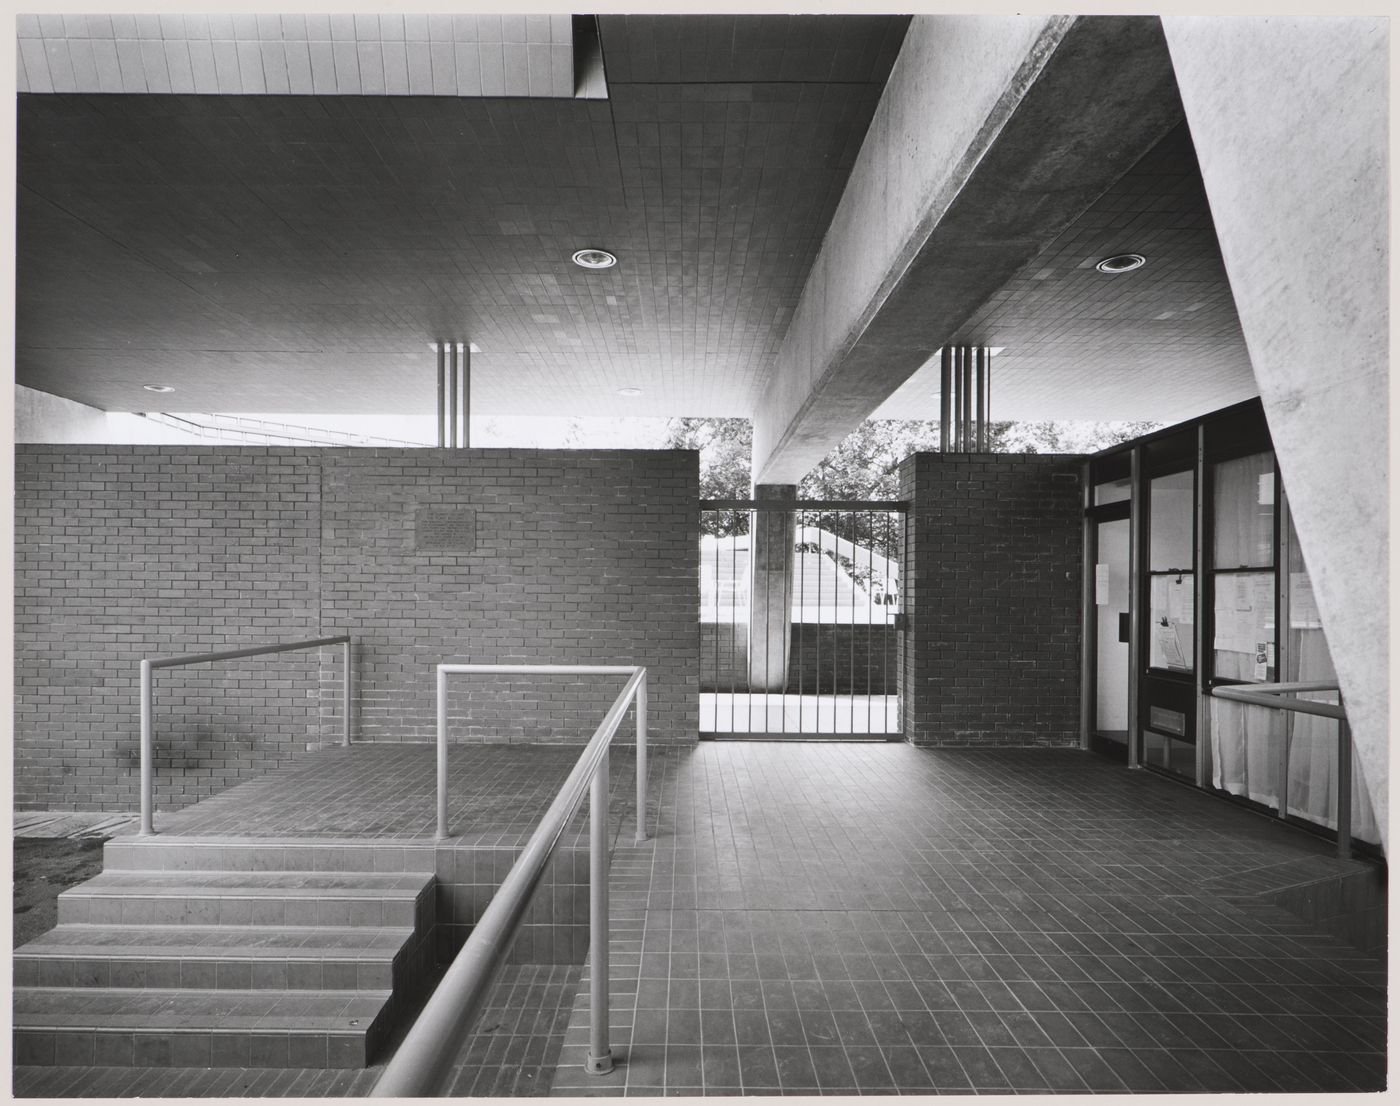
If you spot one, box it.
[16,923,413,960]
[14,987,392,1032]
[65,871,430,898]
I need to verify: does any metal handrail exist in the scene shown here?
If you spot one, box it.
[432,663,648,844]
[1209,680,1351,856]
[373,664,648,1097]
[1210,679,1345,720]
[139,635,353,836]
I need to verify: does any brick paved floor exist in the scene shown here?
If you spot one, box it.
[142,741,644,845]
[551,743,1386,1095]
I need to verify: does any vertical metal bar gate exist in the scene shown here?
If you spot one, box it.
[699,499,907,738]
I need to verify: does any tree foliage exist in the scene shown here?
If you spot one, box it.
[666,415,1161,549]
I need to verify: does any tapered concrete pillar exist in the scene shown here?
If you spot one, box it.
[1164,16,1388,849]
[747,485,796,693]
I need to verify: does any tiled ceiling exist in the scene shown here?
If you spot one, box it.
[16,14,908,416]
[15,13,576,97]
[872,122,1258,424]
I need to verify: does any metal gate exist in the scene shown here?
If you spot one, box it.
[699,499,906,738]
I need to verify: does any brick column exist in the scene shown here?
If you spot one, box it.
[899,453,1083,746]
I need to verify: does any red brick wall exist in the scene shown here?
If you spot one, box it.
[14,446,699,812]
[898,453,1083,746]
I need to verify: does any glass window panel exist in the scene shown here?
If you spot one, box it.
[1286,711,1342,829]
[1212,571,1274,682]
[1148,572,1194,671]
[1168,736,1195,779]
[1094,477,1131,505]
[1143,730,1169,769]
[1149,470,1193,571]
[1095,518,1130,735]
[1285,511,1331,683]
[1213,452,1275,569]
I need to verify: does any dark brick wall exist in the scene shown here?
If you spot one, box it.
[898,453,1083,747]
[14,446,699,812]
[14,449,324,814]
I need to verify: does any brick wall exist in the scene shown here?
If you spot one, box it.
[899,453,1082,746]
[320,450,697,745]
[14,446,699,812]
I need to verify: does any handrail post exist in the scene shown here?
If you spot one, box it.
[1338,711,1352,859]
[139,659,155,836]
[586,747,613,1074]
[437,665,449,840]
[635,671,648,844]
[342,639,353,747]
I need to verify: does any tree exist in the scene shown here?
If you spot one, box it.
[666,414,1161,545]
[663,417,752,499]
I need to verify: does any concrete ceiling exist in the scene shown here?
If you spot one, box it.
[16,14,907,415]
[872,121,1257,423]
[15,13,1256,429]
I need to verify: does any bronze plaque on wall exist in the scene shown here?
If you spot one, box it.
[414,507,476,552]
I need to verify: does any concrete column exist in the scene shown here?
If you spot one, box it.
[1163,17,1388,848]
[747,485,796,693]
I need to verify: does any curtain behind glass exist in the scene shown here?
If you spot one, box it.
[1285,515,1380,843]
[1213,453,1274,569]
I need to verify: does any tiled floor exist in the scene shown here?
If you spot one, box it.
[15,741,1388,1097]
[551,743,1387,1095]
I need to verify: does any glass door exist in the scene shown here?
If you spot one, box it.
[1093,516,1131,749]
[1140,466,1196,777]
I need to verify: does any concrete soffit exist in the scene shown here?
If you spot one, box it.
[752,15,1185,485]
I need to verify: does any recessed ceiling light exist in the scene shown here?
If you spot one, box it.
[1095,253,1146,274]
[617,387,643,397]
[143,384,175,393]
[572,248,617,270]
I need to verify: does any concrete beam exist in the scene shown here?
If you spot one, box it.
[1163,17,1388,848]
[752,15,1184,485]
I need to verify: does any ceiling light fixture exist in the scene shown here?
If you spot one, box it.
[617,387,643,397]
[1095,253,1146,274]
[572,248,617,270]
[143,384,175,393]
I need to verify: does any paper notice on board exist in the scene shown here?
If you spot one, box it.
[1167,578,1189,623]
[1290,572,1321,627]
[1155,622,1188,669]
[1250,575,1273,617]
[1095,563,1110,606]
[1220,574,1248,611]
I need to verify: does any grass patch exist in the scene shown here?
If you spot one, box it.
[13,838,107,948]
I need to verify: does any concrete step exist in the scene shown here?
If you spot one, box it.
[14,923,415,991]
[56,870,432,928]
[13,987,393,1068]
[103,836,438,875]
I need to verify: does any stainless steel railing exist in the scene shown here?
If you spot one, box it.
[1210,680,1352,856]
[138,635,353,836]
[373,664,649,1096]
